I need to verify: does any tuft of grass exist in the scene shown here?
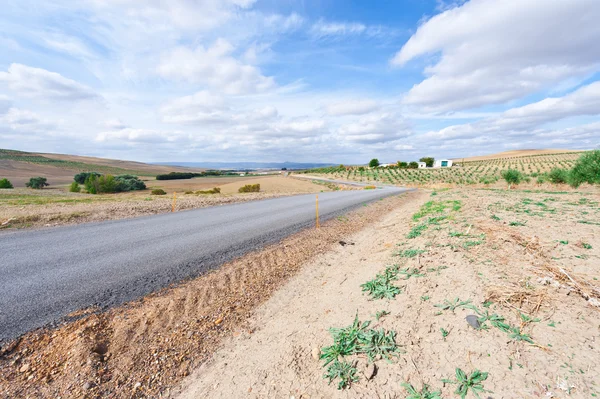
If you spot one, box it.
[582,242,592,249]
[509,221,526,226]
[375,310,390,320]
[407,223,428,239]
[394,248,427,258]
[398,267,426,280]
[491,214,500,221]
[463,240,483,249]
[434,298,472,312]
[361,265,402,300]
[320,314,399,389]
[402,382,442,399]
[324,360,358,390]
[443,368,490,399]
[412,200,462,221]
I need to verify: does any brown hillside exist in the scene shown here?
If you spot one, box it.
[452,149,584,162]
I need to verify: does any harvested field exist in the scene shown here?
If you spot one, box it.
[0,176,329,230]
[0,192,416,398]
[174,187,600,398]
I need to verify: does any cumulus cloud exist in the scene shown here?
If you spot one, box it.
[0,107,56,134]
[157,39,275,95]
[326,99,380,116]
[0,64,98,101]
[95,128,188,144]
[392,0,600,111]
[338,113,410,144]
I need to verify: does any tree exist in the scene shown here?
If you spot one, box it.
[26,177,49,189]
[369,158,380,168]
[419,157,435,167]
[74,172,101,184]
[408,161,419,169]
[0,178,13,189]
[398,161,408,168]
[501,169,523,189]
[69,182,81,192]
[568,150,600,188]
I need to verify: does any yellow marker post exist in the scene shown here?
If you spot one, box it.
[316,194,320,229]
[172,192,177,212]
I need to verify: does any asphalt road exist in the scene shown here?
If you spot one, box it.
[0,185,410,342]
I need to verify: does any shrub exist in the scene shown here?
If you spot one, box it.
[26,177,49,189]
[369,158,380,168]
[398,161,408,168]
[196,187,221,194]
[69,182,81,192]
[364,185,377,190]
[151,189,167,195]
[74,172,101,184]
[238,184,260,193]
[568,150,600,188]
[156,172,202,180]
[115,174,146,191]
[501,169,522,189]
[0,178,13,189]
[408,161,419,169]
[547,168,569,184]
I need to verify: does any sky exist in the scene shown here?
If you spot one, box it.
[0,0,599,164]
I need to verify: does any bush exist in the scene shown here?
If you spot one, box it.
[547,168,569,184]
[151,189,167,195]
[398,161,408,168]
[238,184,260,193]
[0,178,13,189]
[196,187,221,194]
[74,172,101,184]
[568,150,600,188]
[26,177,49,189]
[69,182,81,192]
[408,161,419,169]
[115,174,146,191]
[84,174,146,194]
[369,158,380,168]
[156,172,202,180]
[501,169,523,188]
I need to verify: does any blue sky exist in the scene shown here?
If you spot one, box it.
[0,0,599,163]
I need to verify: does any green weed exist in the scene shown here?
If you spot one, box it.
[443,368,490,399]
[395,249,427,258]
[509,221,526,226]
[434,298,472,312]
[401,382,442,399]
[324,360,358,390]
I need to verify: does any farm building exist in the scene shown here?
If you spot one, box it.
[417,162,427,169]
[434,159,453,168]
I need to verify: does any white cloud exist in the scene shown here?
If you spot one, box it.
[392,0,600,111]
[310,19,394,39]
[0,107,56,134]
[160,91,229,125]
[326,99,380,116]
[95,128,187,144]
[338,113,410,144]
[157,39,275,95]
[0,64,99,101]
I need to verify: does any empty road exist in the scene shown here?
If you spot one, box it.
[0,185,410,341]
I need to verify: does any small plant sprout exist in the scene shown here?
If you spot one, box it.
[443,368,490,399]
[440,328,449,340]
[375,310,390,320]
[421,295,430,301]
[361,266,402,300]
[508,326,534,344]
[509,221,526,226]
[398,267,426,280]
[434,298,473,312]
[582,242,592,249]
[401,382,442,399]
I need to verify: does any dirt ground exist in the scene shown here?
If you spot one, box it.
[455,149,581,162]
[0,176,328,230]
[175,187,600,398]
[0,192,415,399]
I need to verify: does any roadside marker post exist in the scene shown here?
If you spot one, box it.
[316,194,320,228]
[172,192,177,212]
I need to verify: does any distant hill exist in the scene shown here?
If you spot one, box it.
[0,149,204,187]
[155,161,337,170]
[452,149,585,162]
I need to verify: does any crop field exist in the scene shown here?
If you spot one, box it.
[302,152,586,187]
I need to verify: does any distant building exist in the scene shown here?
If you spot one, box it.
[417,162,427,169]
[379,163,395,167]
[434,159,453,168]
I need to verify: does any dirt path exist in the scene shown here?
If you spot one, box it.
[175,188,600,398]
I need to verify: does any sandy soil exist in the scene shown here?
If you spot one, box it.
[175,188,600,398]
[0,176,327,230]
[0,192,416,398]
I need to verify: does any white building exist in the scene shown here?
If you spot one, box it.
[434,159,453,168]
[417,162,427,169]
